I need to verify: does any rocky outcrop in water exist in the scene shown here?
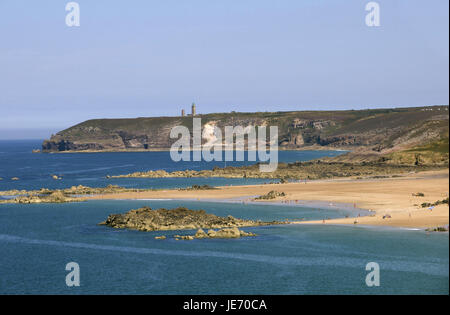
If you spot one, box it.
[0,191,86,204]
[425,226,449,232]
[99,207,281,232]
[109,160,444,180]
[0,184,153,198]
[173,227,257,240]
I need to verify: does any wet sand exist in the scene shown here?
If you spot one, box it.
[89,169,449,229]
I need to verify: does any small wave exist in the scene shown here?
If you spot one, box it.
[135,199,173,201]
[0,233,447,276]
[60,164,135,175]
[110,198,174,201]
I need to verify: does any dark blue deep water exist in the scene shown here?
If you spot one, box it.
[0,140,448,294]
[0,140,345,191]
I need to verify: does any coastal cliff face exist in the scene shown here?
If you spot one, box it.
[42,106,449,156]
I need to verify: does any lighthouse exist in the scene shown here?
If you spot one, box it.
[191,103,196,116]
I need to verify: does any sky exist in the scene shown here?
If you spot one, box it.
[0,0,449,139]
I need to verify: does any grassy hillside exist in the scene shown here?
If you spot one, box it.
[42,105,449,165]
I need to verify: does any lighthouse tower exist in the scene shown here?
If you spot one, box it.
[191,103,196,116]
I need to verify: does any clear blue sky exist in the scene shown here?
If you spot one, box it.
[0,0,448,139]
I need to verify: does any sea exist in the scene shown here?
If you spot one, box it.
[0,140,448,294]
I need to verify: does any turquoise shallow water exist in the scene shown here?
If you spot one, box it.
[0,140,448,294]
[0,200,448,294]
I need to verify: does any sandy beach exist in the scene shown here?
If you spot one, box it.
[89,169,449,229]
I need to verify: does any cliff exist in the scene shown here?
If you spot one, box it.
[42,106,449,158]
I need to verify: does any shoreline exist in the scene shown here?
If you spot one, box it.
[87,169,449,229]
[119,196,373,216]
[108,197,376,228]
[40,145,351,154]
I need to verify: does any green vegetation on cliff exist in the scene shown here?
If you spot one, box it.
[42,106,449,161]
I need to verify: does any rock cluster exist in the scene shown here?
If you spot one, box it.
[180,185,218,191]
[172,228,257,240]
[425,226,449,232]
[255,190,286,200]
[0,191,86,204]
[109,160,442,181]
[99,206,280,232]
[0,184,152,198]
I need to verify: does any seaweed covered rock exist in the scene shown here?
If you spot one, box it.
[0,190,86,204]
[99,206,280,232]
[255,191,286,200]
[176,227,257,240]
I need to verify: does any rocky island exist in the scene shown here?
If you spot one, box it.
[99,206,282,233]
[0,191,86,204]
[0,184,158,204]
[170,227,258,240]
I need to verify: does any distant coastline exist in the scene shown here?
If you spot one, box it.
[40,145,349,154]
[40,106,449,158]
